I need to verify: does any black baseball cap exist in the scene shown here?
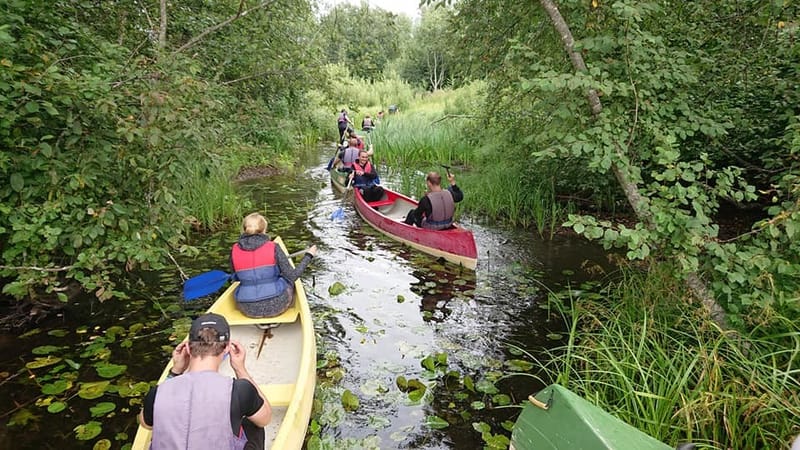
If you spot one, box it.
[189,313,230,342]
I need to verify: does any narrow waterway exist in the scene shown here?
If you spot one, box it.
[0,143,613,449]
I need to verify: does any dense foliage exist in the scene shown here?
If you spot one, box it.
[0,0,322,309]
[437,0,800,322]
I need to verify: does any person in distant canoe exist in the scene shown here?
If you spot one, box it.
[331,137,361,175]
[361,114,374,132]
[349,149,384,202]
[337,109,352,143]
[404,171,463,230]
[139,313,272,450]
[230,213,317,318]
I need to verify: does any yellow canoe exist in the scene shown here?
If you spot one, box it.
[132,237,316,450]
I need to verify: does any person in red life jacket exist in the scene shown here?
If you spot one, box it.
[404,171,463,230]
[337,109,352,143]
[349,150,384,202]
[231,213,317,317]
[139,313,271,450]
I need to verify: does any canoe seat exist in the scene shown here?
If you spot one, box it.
[368,199,395,208]
[208,292,299,326]
[259,383,295,407]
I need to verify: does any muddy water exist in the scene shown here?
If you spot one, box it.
[0,144,612,449]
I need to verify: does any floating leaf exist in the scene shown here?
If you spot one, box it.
[396,375,408,391]
[396,295,405,303]
[94,362,127,379]
[463,375,475,392]
[26,356,62,369]
[8,408,38,427]
[47,401,67,413]
[407,388,426,403]
[74,421,102,440]
[90,402,116,417]
[492,394,512,406]
[41,379,72,395]
[32,345,62,355]
[65,359,81,370]
[93,439,112,450]
[505,359,534,372]
[472,421,491,433]
[424,415,449,429]
[78,381,110,399]
[48,329,69,337]
[475,379,498,394]
[341,389,359,411]
[471,401,486,410]
[546,333,563,341]
[328,282,346,296]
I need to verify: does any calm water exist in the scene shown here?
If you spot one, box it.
[0,144,612,449]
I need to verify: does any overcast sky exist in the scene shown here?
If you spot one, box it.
[325,0,421,19]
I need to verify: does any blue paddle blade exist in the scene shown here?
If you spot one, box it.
[183,270,231,301]
[330,207,345,221]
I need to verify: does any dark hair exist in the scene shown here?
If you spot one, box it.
[189,328,227,358]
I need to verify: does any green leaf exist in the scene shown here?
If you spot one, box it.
[41,379,72,395]
[424,415,449,429]
[328,282,346,296]
[94,362,126,379]
[89,402,116,417]
[341,389,359,411]
[24,101,39,113]
[47,401,67,413]
[32,345,62,355]
[78,381,110,399]
[93,439,112,450]
[26,356,62,369]
[10,173,24,192]
[74,421,102,440]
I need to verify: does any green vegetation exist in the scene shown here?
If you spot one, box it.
[513,265,800,449]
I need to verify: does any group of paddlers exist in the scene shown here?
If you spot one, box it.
[331,109,464,231]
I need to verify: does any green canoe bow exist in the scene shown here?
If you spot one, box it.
[510,384,673,450]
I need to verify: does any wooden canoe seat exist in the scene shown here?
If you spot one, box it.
[368,199,395,208]
[259,383,295,407]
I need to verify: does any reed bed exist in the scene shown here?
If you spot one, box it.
[522,266,800,449]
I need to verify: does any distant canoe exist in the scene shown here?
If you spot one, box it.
[352,186,477,269]
[329,167,349,193]
[131,237,316,450]
[510,384,675,450]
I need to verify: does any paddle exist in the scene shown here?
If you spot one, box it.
[440,164,452,177]
[330,177,352,221]
[182,248,312,301]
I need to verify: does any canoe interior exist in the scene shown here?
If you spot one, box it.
[131,237,315,450]
[510,384,673,450]
[353,188,478,269]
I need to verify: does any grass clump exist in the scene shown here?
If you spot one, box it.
[525,264,800,449]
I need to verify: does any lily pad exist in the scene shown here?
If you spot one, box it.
[41,379,72,395]
[341,389,359,411]
[78,381,110,400]
[93,439,112,450]
[424,415,449,429]
[328,282,347,296]
[90,402,116,417]
[32,345,62,355]
[74,421,102,440]
[94,362,127,379]
[26,356,62,369]
[47,401,67,413]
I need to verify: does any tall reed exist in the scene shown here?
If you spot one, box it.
[525,265,800,449]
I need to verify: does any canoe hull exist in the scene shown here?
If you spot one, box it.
[353,187,477,269]
[510,384,673,450]
[329,168,349,193]
[131,237,316,450]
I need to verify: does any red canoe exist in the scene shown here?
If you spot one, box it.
[352,186,478,269]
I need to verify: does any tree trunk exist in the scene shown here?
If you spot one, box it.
[538,0,728,328]
[158,0,167,49]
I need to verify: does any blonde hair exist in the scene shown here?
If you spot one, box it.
[242,213,267,235]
